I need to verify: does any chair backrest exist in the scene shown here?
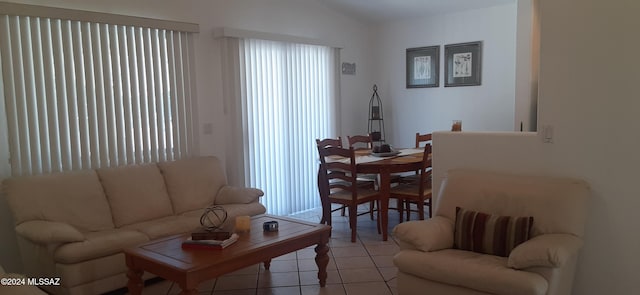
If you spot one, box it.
[415,132,432,148]
[435,169,590,237]
[317,146,358,199]
[316,137,343,199]
[417,144,433,194]
[347,134,373,149]
[316,137,342,149]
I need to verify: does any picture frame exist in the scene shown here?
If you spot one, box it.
[406,46,440,88]
[444,41,482,87]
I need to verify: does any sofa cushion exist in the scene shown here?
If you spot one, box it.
[216,186,264,204]
[3,170,115,231]
[53,229,149,264]
[394,249,548,295]
[97,164,174,227]
[158,156,227,214]
[122,215,202,240]
[454,207,533,257]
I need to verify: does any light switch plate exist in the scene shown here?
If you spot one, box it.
[542,125,553,143]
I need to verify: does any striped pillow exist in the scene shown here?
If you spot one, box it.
[454,207,534,257]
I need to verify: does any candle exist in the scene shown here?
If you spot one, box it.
[235,215,251,232]
[451,120,462,132]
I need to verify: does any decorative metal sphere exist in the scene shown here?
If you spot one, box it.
[199,205,228,231]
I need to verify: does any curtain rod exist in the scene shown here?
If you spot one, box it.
[0,1,199,32]
[214,27,343,49]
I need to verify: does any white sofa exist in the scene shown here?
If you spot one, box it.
[2,156,266,295]
[393,169,590,295]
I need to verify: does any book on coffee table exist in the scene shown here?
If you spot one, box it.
[181,233,239,250]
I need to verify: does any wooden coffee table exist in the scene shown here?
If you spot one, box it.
[124,214,331,294]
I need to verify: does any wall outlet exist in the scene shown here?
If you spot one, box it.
[542,125,553,143]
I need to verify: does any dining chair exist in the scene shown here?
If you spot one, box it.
[390,143,433,222]
[415,132,432,148]
[316,137,377,221]
[402,132,432,184]
[346,134,378,219]
[396,132,432,220]
[347,134,373,150]
[316,137,343,149]
[315,137,348,221]
[317,145,381,242]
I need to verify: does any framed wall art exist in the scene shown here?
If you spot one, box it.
[406,45,439,88]
[444,41,482,87]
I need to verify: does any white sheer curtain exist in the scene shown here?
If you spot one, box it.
[228,38,339,215]
[0,15,196,176]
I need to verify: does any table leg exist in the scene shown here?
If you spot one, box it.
[177,285,198,295]
[314,233,330,287]
[379,168,390,241]
[318,167,330,226]
[264,259,272,270]
[126,268,144,295]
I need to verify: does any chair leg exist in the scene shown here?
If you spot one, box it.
[417,199,425,220]
[376,200,381,234]
[398,198,404,223]
[405,201,411,221]
[348,205,358,243]
[369,200,375,220]
[341,206,346,216]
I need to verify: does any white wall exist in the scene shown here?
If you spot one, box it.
[0,0,375,272]
[374,4,518,148]
[514,0,539,132]
[433,0,640,293]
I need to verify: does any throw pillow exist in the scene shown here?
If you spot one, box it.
[454,207,533,257]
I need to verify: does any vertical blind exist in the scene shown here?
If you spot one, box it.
[239,39,337,215]
[0,15,195,176]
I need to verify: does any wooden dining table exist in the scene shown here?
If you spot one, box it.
[319,148,425,241]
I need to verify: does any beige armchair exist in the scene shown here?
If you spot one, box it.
[393,169,589,295]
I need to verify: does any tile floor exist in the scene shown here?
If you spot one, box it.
[120,204,420,295]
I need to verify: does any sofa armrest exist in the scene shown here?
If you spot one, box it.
[215,186,264,205]
[392,216,454,252]
[15,220,85,244]
[508,233,583,269]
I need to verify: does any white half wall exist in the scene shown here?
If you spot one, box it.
[432,131,545,200]
[375,4,518,148]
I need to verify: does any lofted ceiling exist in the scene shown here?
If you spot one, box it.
[317,0,517,23]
